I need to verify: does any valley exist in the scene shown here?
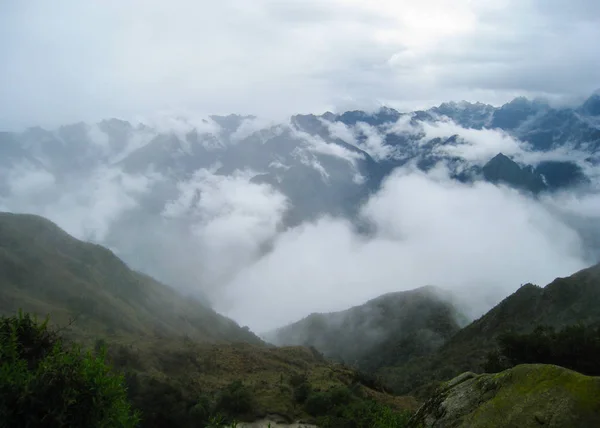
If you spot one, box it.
[1,93,600,428]
[3,3,600,426]
[1,210,599,427]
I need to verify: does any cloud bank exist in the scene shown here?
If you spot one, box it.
[2,0,600,128]
[219,166,591,332]
[1,113,599,333]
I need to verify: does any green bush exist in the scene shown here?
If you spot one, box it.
[0,311,139,427]
[190,393,213,422]
[304,386,353,417]
[214,380,255,417]
[290,373,311,403]
[128,376,195,427]
[304,385,411,428]
[315,397,411,428]
[305,391,333,416]
[293,381,312,403]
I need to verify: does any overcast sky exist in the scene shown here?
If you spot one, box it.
[1,0,599,129]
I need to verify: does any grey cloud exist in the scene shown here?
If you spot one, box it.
[1,107,599,332]
[220,166,589,332]
[1,165,155,241]
[3,0,598,128]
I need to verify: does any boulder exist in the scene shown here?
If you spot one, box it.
[409,364,600,427]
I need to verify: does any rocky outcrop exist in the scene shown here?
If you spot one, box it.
[409,364,600,428]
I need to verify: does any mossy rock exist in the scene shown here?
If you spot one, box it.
[409,364,600,428]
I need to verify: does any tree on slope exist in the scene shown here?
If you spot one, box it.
[0,311,139,427]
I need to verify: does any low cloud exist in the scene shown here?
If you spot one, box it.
[1,114,598,335]
[1,164,157,241]
[354,122,395,161]
[291,128,365,165]
[219,166,591,332]
[230,117,282,143]
[422,120,524,164]
[323,119,396,161]
[163,168,287,258]
[113,167,289,302]
[324,120,358,146]
[5,162,56,194]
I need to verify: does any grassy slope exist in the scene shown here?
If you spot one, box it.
[0,212,415,424]
[0,211,261,344]
[111,339,418,423]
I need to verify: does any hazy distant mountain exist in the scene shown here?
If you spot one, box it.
[2,93,599,221]
[482,153,547,193]
[1,92,599,296]
[265,286,466,371]
[425,94,600,153]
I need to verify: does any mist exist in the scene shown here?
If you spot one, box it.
[1,110,598,333]
[220,167,591,332]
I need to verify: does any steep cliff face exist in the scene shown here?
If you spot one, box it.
[409,364,600,428]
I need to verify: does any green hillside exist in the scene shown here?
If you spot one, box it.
[385,262,600,396]
[0,212,415,426]
[409,364,600,428]
[0,211,261,344]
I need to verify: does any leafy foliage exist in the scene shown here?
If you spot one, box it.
[0,311,139,427]
[484,324,600,375]
[214,380,255,416]
[303,385,411,428]
[290,373,312,403]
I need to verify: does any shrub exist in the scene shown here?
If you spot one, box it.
[293,381,312,403]
[305,391,332,416]
[190,393,213,422]
[305,386,353,416]
[0,311,139,427]
[304,384,411,427]
[290,373,311,403]
[214,380,255,417]
[315,398,411,428]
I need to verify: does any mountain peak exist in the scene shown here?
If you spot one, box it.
[320,111,337,121]
[483,153,547,193]
[488,152,512,164]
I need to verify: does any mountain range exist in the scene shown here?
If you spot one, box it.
[1,93,599,301]
[2,92,600,425]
